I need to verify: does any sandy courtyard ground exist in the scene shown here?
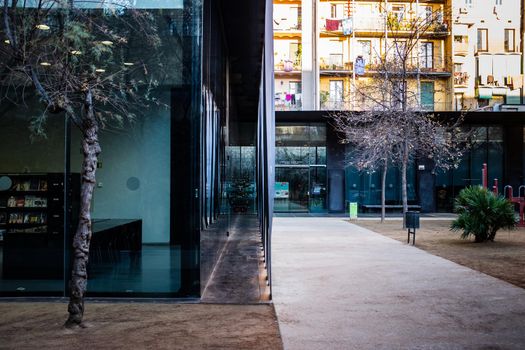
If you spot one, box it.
[0,302,283,350]
[355,219,525,289]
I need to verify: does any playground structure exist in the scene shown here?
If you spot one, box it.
[481,163,525,227]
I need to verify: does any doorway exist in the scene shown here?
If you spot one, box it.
[274,165,327,213]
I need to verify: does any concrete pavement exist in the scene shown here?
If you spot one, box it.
[272,218,525,350]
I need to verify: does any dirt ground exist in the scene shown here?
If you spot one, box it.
[0,302,283,350]
[355,219,525,290]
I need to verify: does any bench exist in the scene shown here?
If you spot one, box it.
[361,204,421,213]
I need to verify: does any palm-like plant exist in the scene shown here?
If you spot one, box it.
[451,186,516,242]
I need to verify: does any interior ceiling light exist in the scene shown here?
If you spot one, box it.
[4,39,9,44]
[100,40,113,46]
[36,24,50,30]
[123,62,134,66]
[95,68,106,73]
[40,62,51,66]
[71,50,82,55]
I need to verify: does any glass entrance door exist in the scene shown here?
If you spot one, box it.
[275,167,309,212]
[274,165,327,213]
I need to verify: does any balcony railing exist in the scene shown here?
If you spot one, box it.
[319,98,451,112]
[275,93,302,111]
[275,60,301,72]
[273,22,302,32]
[454,42,469,56]
[321,16,448,35]
[454,72,469,86]
[319,58,352,71]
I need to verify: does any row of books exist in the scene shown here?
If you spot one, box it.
[10,178,48,192]
[5,213,47,224]
[6,225,48,234]
[3,196,47,208]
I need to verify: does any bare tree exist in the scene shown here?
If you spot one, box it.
[0,0,164,327]
[330,3,467,225]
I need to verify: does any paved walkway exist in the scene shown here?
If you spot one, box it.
[272,218,525,350]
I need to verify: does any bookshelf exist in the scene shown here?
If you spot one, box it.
[0,173,79,279]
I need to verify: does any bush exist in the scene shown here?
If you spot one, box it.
[451,186,516,242]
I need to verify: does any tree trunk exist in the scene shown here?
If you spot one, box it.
[65,91,100,328]
[401,141,409,229]
[381,159,387,223]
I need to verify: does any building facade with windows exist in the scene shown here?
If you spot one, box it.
[452,0,524,110]
[274,0,524,112]
[273,0,525,215]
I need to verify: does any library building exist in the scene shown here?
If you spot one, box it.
[0,0,274,298]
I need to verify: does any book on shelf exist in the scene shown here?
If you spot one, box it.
[15,197,25,207]
[23,213,46,224]
[0,212,6,224]
[8,213,24,224]
[24,196,47,208]
[8,225,47,234]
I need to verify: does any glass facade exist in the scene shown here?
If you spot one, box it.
[0,0,274,298]
[345,159,417,210]
[435,126,504,212]
[274,123,327,212]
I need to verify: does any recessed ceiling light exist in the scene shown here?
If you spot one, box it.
[36,24,50,30]
[95,68,106,73]
[70,50,82,55]
[40,62,51,66]
[4,39,9,44]
[100,40,113,46]
[123,62,134,66]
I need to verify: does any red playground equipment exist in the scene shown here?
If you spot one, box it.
[481,163,525,227]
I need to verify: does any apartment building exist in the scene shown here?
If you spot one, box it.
[452,0,524,110]
[274,0,454,111]
[274,0,524,112]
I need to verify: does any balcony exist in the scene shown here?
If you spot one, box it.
[275,93,302,111]
[319,57,352,72]
[454,72,469,86]
[274,60,301,74]
[320,15,449,38]
[454,42,469,56]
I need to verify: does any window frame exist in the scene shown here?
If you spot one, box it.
[504,28,515,52]
[477,28,488,52]
[420,42,434,69]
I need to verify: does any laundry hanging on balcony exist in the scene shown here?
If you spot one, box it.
[355,56,365,76]
[283,60,294,72]
[326,19,341,31]
[342,18,353,35]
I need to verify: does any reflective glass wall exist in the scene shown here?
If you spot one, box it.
[435,126,504,212]
[0,1,203,297]
[345,160,417,210]
[0,109,67,295]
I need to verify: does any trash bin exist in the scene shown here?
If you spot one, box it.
[405,211,420,229]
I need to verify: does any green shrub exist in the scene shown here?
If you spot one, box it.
[451,186,516,242]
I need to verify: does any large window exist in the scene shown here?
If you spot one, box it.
[0,2,204,298]
[477,29,488,52]
[420,42,434,69]
[357,40,372,65]
[504,29,515,52]
[329,80,344,103]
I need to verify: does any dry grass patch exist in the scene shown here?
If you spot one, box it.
[355,220,525,289]
[0,302,283,350]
